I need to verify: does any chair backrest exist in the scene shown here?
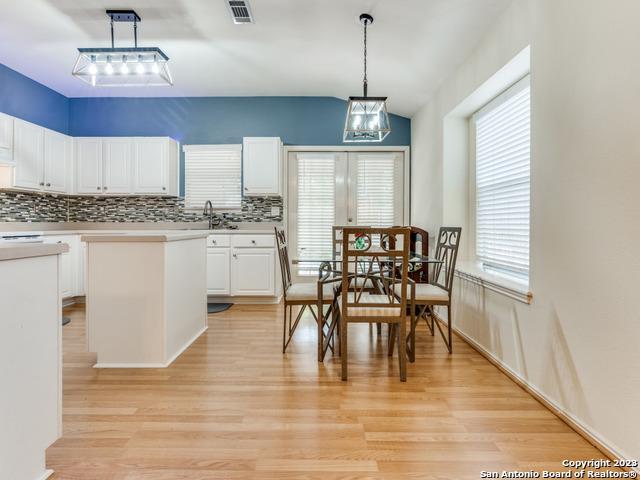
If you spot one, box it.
[431,227,462,294]
[341,227,410,321]
[274,227,292,294]
[332,225,372,260]
[408,226,430,283]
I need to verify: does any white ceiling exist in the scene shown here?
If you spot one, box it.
[0,0,512,117]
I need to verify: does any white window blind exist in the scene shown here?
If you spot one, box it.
[296,154,336,275]
[183,145,242,210]
[356,154,396,227]
[474,75,530,280]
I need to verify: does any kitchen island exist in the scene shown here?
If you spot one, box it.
[82,232,208,368]
[0,242,67,480]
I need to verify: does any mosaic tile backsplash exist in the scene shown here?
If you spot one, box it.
[0,190,283,224]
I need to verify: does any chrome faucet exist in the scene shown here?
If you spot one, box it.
[203,200,217,230]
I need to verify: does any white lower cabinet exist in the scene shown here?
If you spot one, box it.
[230,247,275,296]
[206,233,278,299]
[207,248,230,295]
[44,234,83,299]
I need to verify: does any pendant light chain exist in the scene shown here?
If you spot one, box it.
[363,18,368,97]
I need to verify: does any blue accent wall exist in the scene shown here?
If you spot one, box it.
[68,96,410,145]
[1,62,411,196]
[0,63,69,134]
[69,96,411,195]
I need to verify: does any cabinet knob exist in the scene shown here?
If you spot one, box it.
[212,239,217,244]
[251,240,256,244]
[97,186,101,190]
[46,183,51,187]
[39,182,44,186]
[162,187,166,191]
[103,186,108,190]
[233,253,237,259]
[244,187,248,191]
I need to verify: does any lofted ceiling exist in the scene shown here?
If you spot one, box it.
[0,0,512,117]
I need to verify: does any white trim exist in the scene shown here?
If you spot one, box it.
[93,325,207,368]
[35,469,55,480]
[207,294,283,305]
[183,144,242,152]
[440,313,637,470]
[455,261,532,304]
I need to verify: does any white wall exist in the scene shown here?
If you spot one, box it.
[411,0,640,461]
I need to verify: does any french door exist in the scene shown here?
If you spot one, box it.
[287,150,407,280]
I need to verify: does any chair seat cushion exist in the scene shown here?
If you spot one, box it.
[286,282,336,302]
[339,293,402,318]
[413,283,449,302]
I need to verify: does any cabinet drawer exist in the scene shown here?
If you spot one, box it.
[208,234,231,247]
[231,234,275,248]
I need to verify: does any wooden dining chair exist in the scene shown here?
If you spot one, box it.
[275,227,338,357]
[407,227,461,357]
[339,227,412,381]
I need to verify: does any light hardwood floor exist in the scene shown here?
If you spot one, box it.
[48,304,611,479]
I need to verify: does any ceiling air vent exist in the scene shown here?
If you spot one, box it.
[226,0,254,24]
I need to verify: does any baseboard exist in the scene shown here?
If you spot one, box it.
[62,295,85,307]
[94,325,208,369]
[36,469,54,480]
[207,294,282,305]
[431,312,636,471]
[164,325,208,366]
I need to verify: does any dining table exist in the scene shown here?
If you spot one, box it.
[291,252,444,360]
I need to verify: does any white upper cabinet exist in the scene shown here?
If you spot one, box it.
[133,137,171,195]
[0,113,14,165]
[75,137,103,194]
[242,137,282,196]
[43,129,72,193]
[0,113,179,196]
[14,119,45,190]
[102,138,132,194]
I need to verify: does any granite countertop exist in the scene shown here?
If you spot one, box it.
[0,242,68,261]
[81,232,210,243]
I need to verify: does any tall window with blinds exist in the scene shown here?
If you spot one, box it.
[356,154,397,227]
[473,75,530,282]
[183,145,242,210]
[296,154,336,275]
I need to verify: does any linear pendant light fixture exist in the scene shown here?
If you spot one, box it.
[72,10,173,87]
[343,13,391,143]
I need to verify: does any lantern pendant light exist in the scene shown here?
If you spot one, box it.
[72,9,173,87]
[343,13,391,143]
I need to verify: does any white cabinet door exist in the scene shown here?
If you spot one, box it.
[231,248,275,296]
[76,138,103,194]
[242,137,281,196]
[49,235,76,299]
[76,240,87,296]
[60,250,73,298]
[13,119,44,190]
[0,113,13,165]
[102,138,132,194]
[207,248,231,295]
[133,138,168,194]
[43,129,70,193]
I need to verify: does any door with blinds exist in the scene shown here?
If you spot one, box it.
[287,150,406,280]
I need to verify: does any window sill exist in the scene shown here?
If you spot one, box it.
[455,261,532,304]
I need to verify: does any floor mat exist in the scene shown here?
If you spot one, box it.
[208,303,233,314]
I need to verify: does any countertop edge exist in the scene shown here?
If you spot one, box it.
[0,243,69,261]
[81,232,210,243]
